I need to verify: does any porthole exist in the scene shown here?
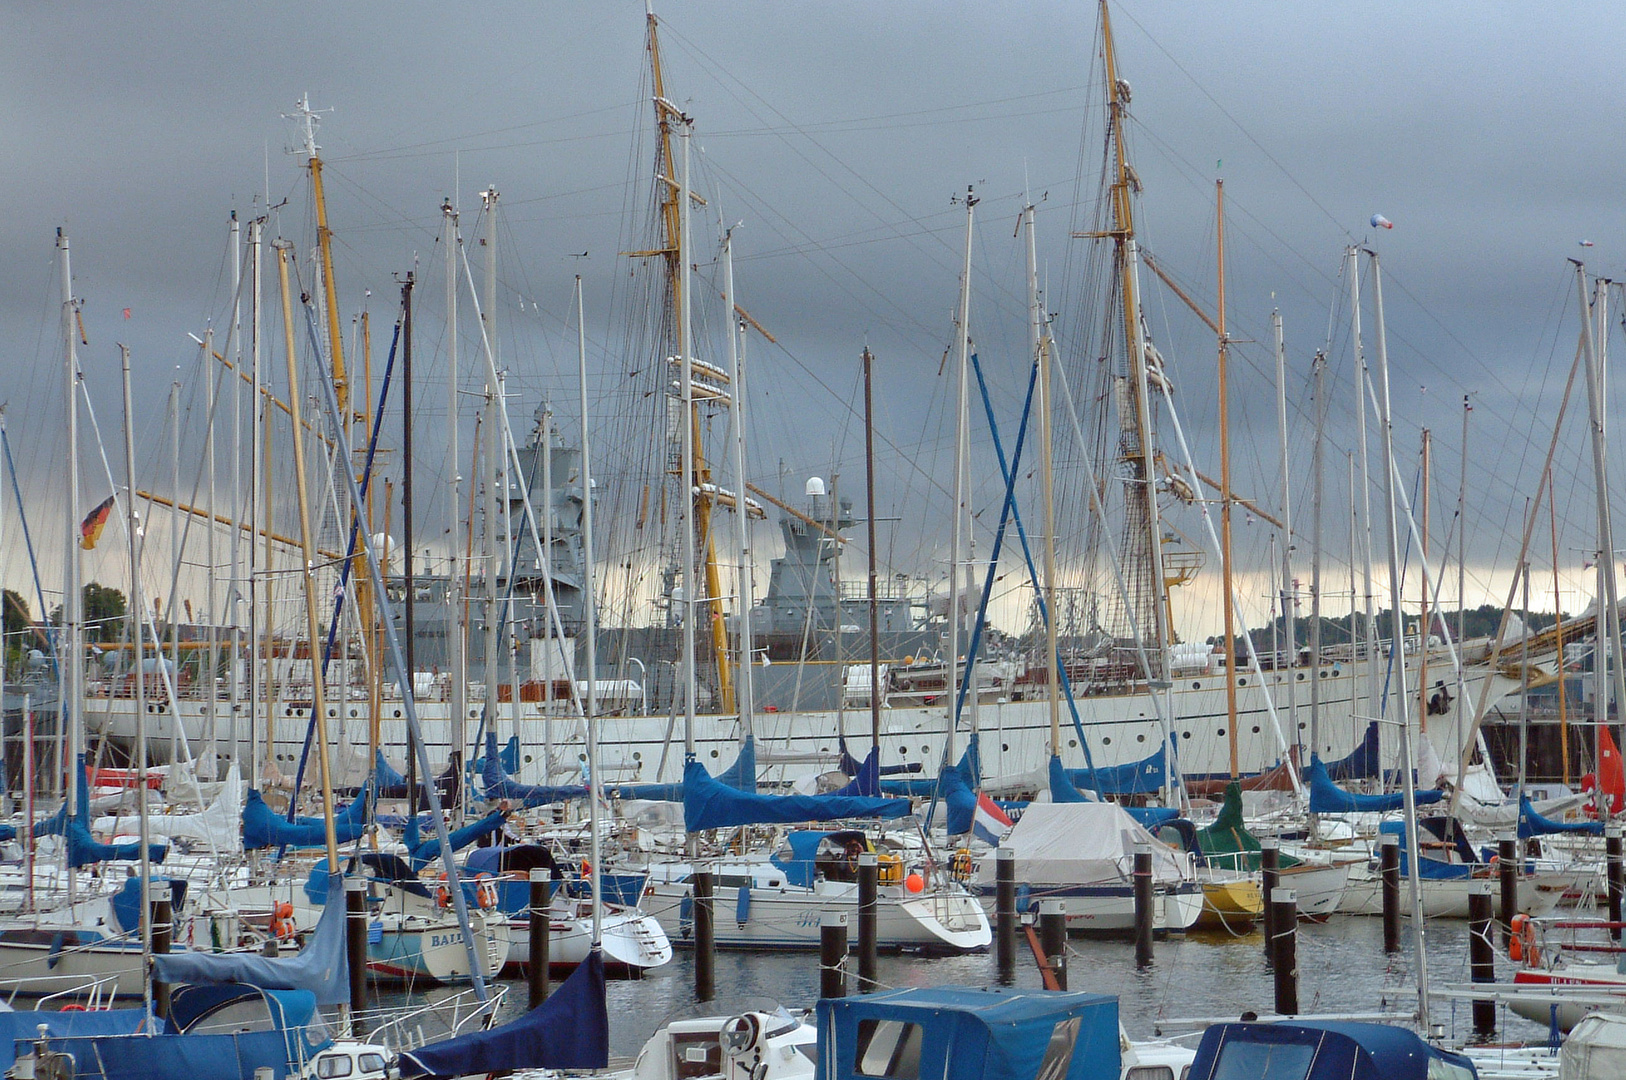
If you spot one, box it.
[1182,731,1192,740]
[1298,722,1307,730]
[921,745,929,755]
[1001,743,1010,752]
[1217,728,1226,737]
[523,755,533,764]
[710,749,720,759]
[1319,671,1329,679]
[1137,734,1146,743]
[1239,677,1248,687]
[328,709,336,718]
[350,708,358,718]
[1296,673,1306,681]
[1103,737,1112,746]
[899,746,908,756]
[1251,726,1260,734]
[393,710,402,718]
[578,753,586,762]
[1068,739,1077,748]
[633,752,642,761]
[1192,682,1202,690]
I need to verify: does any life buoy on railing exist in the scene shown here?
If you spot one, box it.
[435,874,452,910]
[948,849,974,883]
[1509,913,1539,965]
[475,876,499,910]
[269,902,296,941]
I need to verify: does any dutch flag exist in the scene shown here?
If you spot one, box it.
[972,792,1014,846]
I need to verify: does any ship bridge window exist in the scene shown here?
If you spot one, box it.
[855,1019,923,1080]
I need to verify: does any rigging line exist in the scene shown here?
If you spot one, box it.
[330,99,643,163]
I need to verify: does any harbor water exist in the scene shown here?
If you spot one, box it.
[382,916,1556,1059]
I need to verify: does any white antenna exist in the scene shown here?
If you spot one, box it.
[282,93,332,158]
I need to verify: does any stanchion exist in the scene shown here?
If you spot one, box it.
[1467,881,1496,1039]
[1260,840,1280,962]
[694,868,715,1002]
[152,893,173,1021]
[1607,826,1623,943]
[346,877,369,1035]
[1133,846,1154,970]
[996,848,1016,984]
[528,869,550,1007]
[1039,900,1067,991]
[1498,835,1517,945]
[1380,832,1400,953]
[857,853,878,992]
[820,912,848,999]
[1270,888,1297,1016]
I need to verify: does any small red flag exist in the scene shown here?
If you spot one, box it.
[122,308,131,319]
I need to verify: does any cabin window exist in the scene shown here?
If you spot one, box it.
[1035,1016,1082,1080]
[316,1054,354,1078]
[855,1019,923,1080]
[1426,1060,1475,1080]
[358,1054,387,1074]
[1209,1039,1315,1080]
[1124,1068,1174,1080]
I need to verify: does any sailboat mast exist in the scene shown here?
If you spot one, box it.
[948,187,976,766]
[1368,249,1429,1030]
[296,95,350,419]
[228,211,243,771]
[1346,248,1379,734]
[1216,181,1239,779]
[1418,430,1432,734]
[679,120,698,760]
[481,188,502,759]
[402,270,417,815]
[1027,205,1062,760]
[863,348,881,748]
[58,230,82,844]
[722,232,757,751]
[443,200,467,800]
[1309,353,1326,755]
[1273,313,1299,757]
[576,275,602,947]
[121,344,154,1017]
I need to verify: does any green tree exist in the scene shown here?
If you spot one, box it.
[49,582,127,644]
[2,589,27,640]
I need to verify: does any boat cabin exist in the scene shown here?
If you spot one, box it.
[1186,1020,1476,1080]
[815,987,1121,1080]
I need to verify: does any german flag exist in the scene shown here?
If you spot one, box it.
[79,495,115,550]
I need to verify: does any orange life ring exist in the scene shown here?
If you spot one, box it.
[476,877,499,910]
[59,1004,87,1012]
[269,901,297,941]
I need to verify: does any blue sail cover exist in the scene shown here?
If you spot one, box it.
[33,754,94,838]
[34,757,167,865]
[110,876,188,936]
[1305,756,1443,814]
[404,809,507,870]
[1068,741,1169,795]
[1048,755,1092,803]
[831,747,882,797]
[154,875,350,1006]
[841,735,920,777]
[603,739,760,802]
[1325,721,1380,781]
[480,732,585,807]
[0,1008,161,1073]
[683,759,910,832]
[817,987,1121,1080]
[1187,1020,1475,1080]
[941,762,978,837]
[1518,794,1603,838]
[241,789,368,850]
[399,950,608,1078]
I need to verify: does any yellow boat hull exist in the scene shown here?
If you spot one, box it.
[1194,877,1263,931]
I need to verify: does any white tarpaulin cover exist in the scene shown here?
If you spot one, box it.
[973,801,1187,886]
[1562,1012,1626,1080]
[95,764,242,854]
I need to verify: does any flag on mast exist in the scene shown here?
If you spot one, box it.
[79,495,115,550]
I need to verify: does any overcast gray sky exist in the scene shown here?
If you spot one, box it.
[4,2,1624,638]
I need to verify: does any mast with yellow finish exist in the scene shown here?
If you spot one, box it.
[642,5,736,716]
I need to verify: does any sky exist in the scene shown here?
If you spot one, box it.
[3,1,1626,642]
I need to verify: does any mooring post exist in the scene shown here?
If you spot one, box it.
[345,877,369,1036]
[996,847,1016,984]
[1271,888,1298,1016]
[1607,826,1624,942]
[1039,899,1067,991]
[857,853,878,992]
[1380,832,1401,953]
[693,867,715,1002]
[1260,839,1280,961]
[820,911,848,999]
[1468,881,1496,1039]
[1497,835,1518,945]
[152,892,173,1021]
[528,868,550,1007]
[1133,846,1154,969]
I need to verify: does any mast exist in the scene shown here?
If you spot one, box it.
[721,231,757,753]
[1309,352,1326,755]
[1458,397,1469,660]
[228,211,243,771]
[1216,180,1238,780]
[1550,472,1570,787]
[59,230,82,862]
[205,321,218,776]
[948,186,976,766]
[1027,204,1062,762]
[401,271,417,815]
[1418,429,1432,736]
[480,187,501,768]
[275,239,341,868]
[1347,247,1379,738]
[168,378,180,765]
[1369,251,1429,1029]
[679,118,698,764]
[576,274,603,947]
[121,345,154,1017]
[292,95,349,419]
[443,199,467,803]
[1273,312,1299,759]
[863,348,881,749]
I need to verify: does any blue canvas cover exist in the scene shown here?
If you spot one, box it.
[603,738,760,802]
[841,735,920,778]
[1325,721,1380,781]
[39,986,330,1080]
[832,747,883,797]
[1305,756,1444,814]
[403,808,506,870]
[110,875,188,936]
[0,1008,162,1073]
[1048,755,1092,803]
[1187,1020,1476,1080]
[683,759,910,832]
[153,875,350,1006]
[32,754,93,839]
[769,831,831,889]
[33,755,167,866]
[241,789,368,850]
[479,732,586,807]
[817,986,1120,1080]
[1518,794,1603,838]
[1068,741,1169,795]
[399,949,608,1077]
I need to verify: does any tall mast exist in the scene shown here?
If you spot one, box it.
[679,118,698,763]
[58,229,83,908]
[1369,249,1429,1031]
[121,345,154,1016]
[248,216,263,787]
[480,187,502,760]
[401,270,417,815]
[722,231,757,752]
[1417,429,1432,735]
[576,275,603,947]
[1309,352,1326,756]
[168,378,180,765]
[948,186,976,766]
[863,348,881,749]
[1027,204,1062,761]
[644,8,733,715]
[204,321,218,776]
[1216,180,1239,780]
[1346,247,1379,737]
[1457,397,1469,669]
[228,211,243,771]
[443,200,467,800]
[1273,312,1299,759]
[291,95,350,419]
